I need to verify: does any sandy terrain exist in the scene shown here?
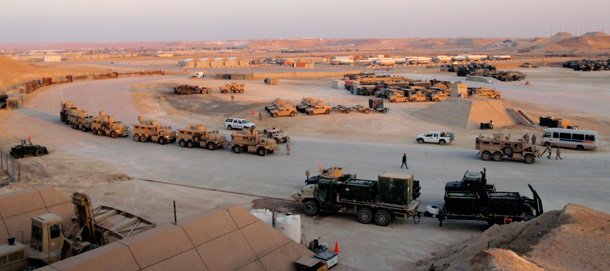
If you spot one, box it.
[0,65,608,270]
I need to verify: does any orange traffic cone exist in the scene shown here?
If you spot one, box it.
[252,110,255,115]
[525,81,530,85]
[28,135,31,141]
[334,241,340,253]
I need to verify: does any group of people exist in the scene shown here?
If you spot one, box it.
[521,133,537,145]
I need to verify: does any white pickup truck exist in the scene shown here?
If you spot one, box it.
[416,132,454,145]
[224,118,256,130]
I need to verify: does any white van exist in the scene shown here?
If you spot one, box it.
[541,128,597,150]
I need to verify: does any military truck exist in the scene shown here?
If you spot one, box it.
[91,111,130,138]
[476,134,540,164]
[132,116,177,144]
[416,131,454,145]
[230,129,279,156]
[67,110,94,132]
[293,166,421,226]
[173,84,212,95]
[177,124,228,150]
[269,103,297,117]
[369,98,389,113]
[63,106,81,126]
[0,192,154,270]
[409,91,428,102]
[265,98,289,112]
[423,168,543,226]
[260,128,290,144]
[388,93,409,103]
[10,139,48,159]
[219,82,245,93]
[471,87,501,99]
[351,105,370,114]
[430,91,449,102]
[59,101,76,123]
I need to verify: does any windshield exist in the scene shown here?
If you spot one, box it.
[32,224,43,241]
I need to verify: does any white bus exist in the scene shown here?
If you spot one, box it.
[541,128,598,150]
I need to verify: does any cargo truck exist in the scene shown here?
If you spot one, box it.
[293,166,421,226]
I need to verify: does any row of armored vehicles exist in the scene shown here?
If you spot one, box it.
[264,97,388,117]
[174,82,245,95]
[60,101,281,156]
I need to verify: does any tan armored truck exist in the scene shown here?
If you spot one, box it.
[409,91,428,102]
[177,124,228,150]
[64,106,81,126]
[91,111,130,138]
[68,110,94,132]
[476,134,540,164]
[260,128,290,144]
[230,129,279,156]
[430,91,449,102]
[471,87,501,99]
[388,93,409,103]
[219,82,245,93]
[59,101,76,123]
[132,116,177,144]
[174,84,212,95]
[265,98,288,112]
[269,103,297,117]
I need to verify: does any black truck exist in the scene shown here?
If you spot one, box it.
[293,167,421,226]
[424,168,543,226]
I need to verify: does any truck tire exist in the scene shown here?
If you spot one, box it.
[193,136,200,145]
[187,140,194,148]
[524,154,535,164]
[81,125,87,132]
[232,145,241,153]
[140,135,148,142]
[492,152,503,162]
[417,138,424,144]
[544,142,551,147]
[92,128,98,135]
[179,140,186,147]
[374,210,391,226]
[290,112,296,117]
[502,146,513,156]
[439,139,446,145]
[307,111,313,116]
[325,109,330,114]
[257,148,266,156]
[356,208,373,224]
[110,131,118,138]
[227,125,232,130]
[35,149,44,157]
[159,137,166,145]
[576,145,584,151]
[303,200,319,216]
[481,151,492,161]
[272,113,278,118]
[134,134,140,142]
[207,142,216,150]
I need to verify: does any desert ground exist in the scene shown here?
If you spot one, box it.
[1,62,609,270]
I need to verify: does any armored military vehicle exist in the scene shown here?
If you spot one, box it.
[423,168,543,226]
[351,105,370,114]
[63,106,81,126]
[91,111,130,138]
[430,91,449,102]
[177,124,228,150]
[10,139,48,158]
[388,93,408,103]
[219,82,245,93]
[173,84,212,95]
[293,166,421,226]
[230,129,279,156]
[409,91,428,102]
[132,116,177,144]
[269,103,297,117]
[476,134,540,164]
[59,101,76,123]
[68,110,94,132]
[261,128,290,144]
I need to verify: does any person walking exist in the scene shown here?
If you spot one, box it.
[286,141,291,155]
[546,145,553,159]
[531,134,537,145]
[555,147,562,160]
[259,110,263,121]
[401,153,408,169]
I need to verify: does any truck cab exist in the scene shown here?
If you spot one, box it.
[28,214,65,264]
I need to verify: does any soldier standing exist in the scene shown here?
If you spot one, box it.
[305,170,310,180]
[546,145,553,159]
[555,147,562,160]
[523,133,530,144]
[259,110,263,121]
[531,134,537,145]
[286,141,291,155]
[231,95,234,102]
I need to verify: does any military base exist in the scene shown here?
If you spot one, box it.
[1,7,610,270]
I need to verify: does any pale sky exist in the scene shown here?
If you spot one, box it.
[1,0,609,42]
